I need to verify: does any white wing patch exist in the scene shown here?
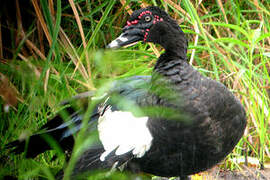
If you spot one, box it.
[98,107,153,161]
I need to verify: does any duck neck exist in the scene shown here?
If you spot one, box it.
[147,20,188,60]
[153,53,187,78]
[152,49,195,86]
[150,22,188,59]
[153,23,189,72]
[162,35,188,60]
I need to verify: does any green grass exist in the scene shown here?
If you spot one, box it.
[0,0,269,179]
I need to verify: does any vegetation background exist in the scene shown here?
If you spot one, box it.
[0,0,269,179]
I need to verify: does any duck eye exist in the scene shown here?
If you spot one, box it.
[144,15,152,22]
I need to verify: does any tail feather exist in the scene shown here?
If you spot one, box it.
[5,110,100,158]
[6,134,56,158]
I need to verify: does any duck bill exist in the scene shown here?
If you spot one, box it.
[107,33,141,49]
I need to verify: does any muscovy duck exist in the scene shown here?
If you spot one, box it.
[6,6,246,179]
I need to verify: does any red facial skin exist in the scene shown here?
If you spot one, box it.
[125,11,163,42]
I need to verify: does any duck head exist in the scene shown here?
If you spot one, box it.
[107,6,188,57]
